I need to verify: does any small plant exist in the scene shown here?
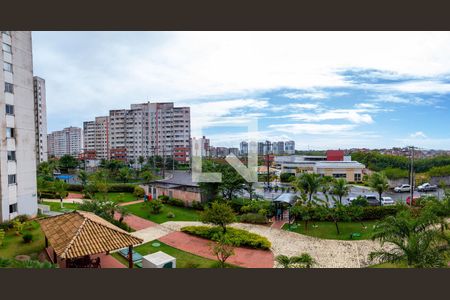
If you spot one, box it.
[167,211,175,218]
[12,220,25,235]
[0,229,5,246]
[211,235,235,268]
[22,232,33,243]
[148,199,163,214]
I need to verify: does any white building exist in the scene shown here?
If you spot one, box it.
[109,102,191,162]
[1,31,38,221]
[47,126,82,158]
[33,76,48,163]
[83,116,109,159]
[284,140,295,155]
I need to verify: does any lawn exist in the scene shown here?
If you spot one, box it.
[42,201,80,212]
[0,221,45,259]
[283,220,378,240]
[94,192,138,203]
[125,202,201,224]
[111,240,236,268]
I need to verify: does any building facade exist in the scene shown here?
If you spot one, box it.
[33,76,48,163]
[1,31,37,221]
[47,126,82,158]
[108,102,191,162]
[284,140,295,155]
[83,116,109,160]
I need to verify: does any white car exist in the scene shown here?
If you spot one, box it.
[394,184,411,193]
[381,196,395,206]
[417,183,438,192]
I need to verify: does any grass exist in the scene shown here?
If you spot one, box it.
[0,221,45,259]
[125,202,201,224]
[283,220,378,240]
[42,201,80,212]
[111,240,237,268]
[94,192,138,203]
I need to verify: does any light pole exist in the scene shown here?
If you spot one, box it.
[409,146,415,206]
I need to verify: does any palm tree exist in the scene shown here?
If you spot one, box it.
[275,253,316,268]
[331,178,350,204]
[319,176,333,201]
[141,170,155,183]
[53,180,68,207]
[294,173,322,202]
[369,210,449,268]
[368,172,389,201]
[138,156,145,171]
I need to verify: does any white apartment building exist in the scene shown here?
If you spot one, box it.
[33,76,48,163]
[83,116,109,159]
[109,102,190,162]
[1,31,38,221]
[284,140,295,155]
[47,126,82,158]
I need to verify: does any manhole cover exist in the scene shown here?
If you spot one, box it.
[152,242,161,247]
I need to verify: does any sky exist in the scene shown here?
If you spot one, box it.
[32,31,450,150]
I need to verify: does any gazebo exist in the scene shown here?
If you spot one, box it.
[38,211,143,268]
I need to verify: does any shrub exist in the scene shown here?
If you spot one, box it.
[22,232,33,243]
[108,184,136,193]
[0,221,13,231]
[239,213,269,224]
[280,173,295,183]
[13,215,30,223]
[148,199,163,214]
[383,167,409,180]
[167,197,185,207]
[181,226,271,250]
[167,211,175,218]
[111,219,132,232]
[67,184,83,192]
[191,201,204,211]
[39,190,59,199]
[133,186,145,198]
[158,195,170,202]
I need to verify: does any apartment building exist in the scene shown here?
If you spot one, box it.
[272,141,285,155]
[284,140,295,155]
[108,102,191,162]
[83,116,109,160]
[1,31,38,221]
[33,76,48,163]
[240,141,248,156]
[47,126,82,158]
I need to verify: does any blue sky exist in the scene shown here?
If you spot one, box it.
[32,32,450,150]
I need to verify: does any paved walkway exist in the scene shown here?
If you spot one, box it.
[114,212,158,231]
[118,199,144,206]
[159,231,274,268]
[161,221,390,268]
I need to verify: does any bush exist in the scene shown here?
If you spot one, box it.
[108,184,136,193]
[67,184,83,192]
[239,213,269,224]
[22,232,33,243]
[280,173,295,183]
[167,198,185,207]
[39,190,59,199]
[0,221,13,231]
[158,195,170,202]
[133,186,145,198]
[167,211,175,218]
[148,199,163,214]
[290,205,402,221]
[191,201,204,211]
[13,215,30,223]
[181,226,271,250]
[383,167,409,180]
[111,219,132,232]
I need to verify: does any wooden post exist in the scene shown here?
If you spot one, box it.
[128,245,133,269]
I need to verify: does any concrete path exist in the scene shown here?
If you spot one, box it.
[118,199,144,206]
[159,231,274,268]
[161,221,388,268]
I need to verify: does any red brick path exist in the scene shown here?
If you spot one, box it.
[159,231,274,268]
[92,253,126,268]
[66,192,84,199]
[113,212,157,231]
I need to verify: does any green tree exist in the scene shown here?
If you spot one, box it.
[211,235,235,268]
[36,177,51,202]
[275,253,316,268]
[331,178,350,204]
[293,173,322,202]
[58,155,79,172]
[290,200,315,232]
[201,201,236,233]
[243,182,256,202]
[369,210,449,268]
[138,156,145,170]
[37,161,55,180]
[140,170,155,183]
[53,180,68,201]
[78,170,89,189]
[318,201,351,235]
[368,172,389,201]
[421,196,450,233]
[218,164,245,201]
[118,167,132,183]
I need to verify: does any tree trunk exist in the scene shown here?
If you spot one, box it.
[304,220,308,232]
[335,221,340,235]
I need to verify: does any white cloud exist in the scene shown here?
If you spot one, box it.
[282,91,328,100]
[269,123,357,135]
[410,131,427,139]
[286,109,374,124]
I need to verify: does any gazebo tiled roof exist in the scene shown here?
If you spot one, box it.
[38,211,143,259]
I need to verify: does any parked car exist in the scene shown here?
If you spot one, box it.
[417,182,437,192]
[346,197,357,203]
[381,196,395,206]
[364,195,381,206]
[394,184,411,193]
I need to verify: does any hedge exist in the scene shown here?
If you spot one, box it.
[239,213,269,224]
[290,205,403,221]
[181,226,271,250]
[66,183,137,193]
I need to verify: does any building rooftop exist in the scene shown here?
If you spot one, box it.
[154,170,199,187]
[314,161,365,169]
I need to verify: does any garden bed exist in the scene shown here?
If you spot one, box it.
[125,202,201,224]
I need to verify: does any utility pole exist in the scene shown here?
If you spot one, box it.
[266,141,271,188]
[409,145,415,206]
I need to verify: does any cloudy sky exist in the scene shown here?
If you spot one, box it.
[32,31,450,150]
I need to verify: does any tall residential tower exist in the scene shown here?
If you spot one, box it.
[33,76,48,163]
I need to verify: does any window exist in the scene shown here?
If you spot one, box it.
[7,151,16,161]
[4,82,13,93]
[6,127,14,138]
[6,104,14,115]
[9,203,17,214]
[354,173,362,182]
[2,42,12,53]
[332,173,347,178]
[8,174,16,185]
[3,62,13,72]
